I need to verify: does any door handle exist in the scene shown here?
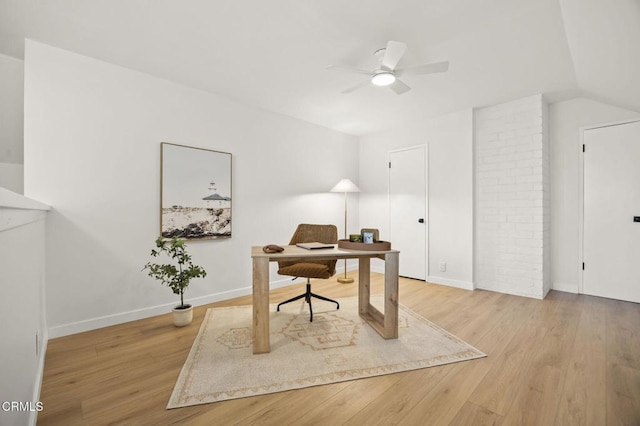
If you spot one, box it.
[418,218,425,223]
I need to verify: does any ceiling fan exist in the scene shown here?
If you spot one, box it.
[327,41,449,95]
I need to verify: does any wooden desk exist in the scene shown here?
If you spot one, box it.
[251,245,400,354]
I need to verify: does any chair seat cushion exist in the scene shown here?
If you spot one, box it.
[278,262,333,279]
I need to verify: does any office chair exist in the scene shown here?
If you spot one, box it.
[277,224,340,322]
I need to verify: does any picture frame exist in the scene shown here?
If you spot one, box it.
[360,228,379,243]
[160,142,232,240]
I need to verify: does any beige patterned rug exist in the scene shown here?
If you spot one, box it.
[167,297,485,409]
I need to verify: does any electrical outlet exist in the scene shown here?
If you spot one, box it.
[439,262,446,272]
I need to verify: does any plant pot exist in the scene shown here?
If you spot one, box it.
[172,304,193,327]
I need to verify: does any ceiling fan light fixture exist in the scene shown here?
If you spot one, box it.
[371,72,396,86]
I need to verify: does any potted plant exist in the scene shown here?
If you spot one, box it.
[143,236,207,326]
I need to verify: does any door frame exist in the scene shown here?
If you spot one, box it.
[388,144,429,280]
[579,118,640,294]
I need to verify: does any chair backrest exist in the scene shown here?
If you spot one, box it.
[278,224,338,274]
[288,223,338,246]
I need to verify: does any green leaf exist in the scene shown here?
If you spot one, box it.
[142,236,207,304]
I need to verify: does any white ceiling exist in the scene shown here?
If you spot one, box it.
[0,0,638,136]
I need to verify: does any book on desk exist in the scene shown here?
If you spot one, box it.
[295,242,335,250]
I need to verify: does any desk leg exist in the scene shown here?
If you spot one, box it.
[358,257,370,315]
[253,257,270,354]
[384,251,399,338]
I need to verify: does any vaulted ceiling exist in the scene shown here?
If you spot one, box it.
[0,0,638,135]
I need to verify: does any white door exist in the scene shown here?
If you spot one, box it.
[583,120,640,303]
[389,146,427,280]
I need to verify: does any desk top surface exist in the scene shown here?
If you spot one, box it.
[251,244,398,259]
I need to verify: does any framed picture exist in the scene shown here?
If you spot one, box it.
[361,228,379,243]
[160,142,232,240]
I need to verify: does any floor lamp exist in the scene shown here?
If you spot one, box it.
[330,178,360,283]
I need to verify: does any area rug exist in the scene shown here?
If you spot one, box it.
[167,297,485,409]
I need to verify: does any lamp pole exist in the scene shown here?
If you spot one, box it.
[330,178,360,284]
[338,190,352,283]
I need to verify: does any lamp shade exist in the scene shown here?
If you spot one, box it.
[330,178,360,193]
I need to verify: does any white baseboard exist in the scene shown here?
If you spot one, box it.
[552,282,579,294]
[427,276,475,291]
[476,284,545,300]
[48,278,305,338]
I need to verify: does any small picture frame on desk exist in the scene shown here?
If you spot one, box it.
[361,228,379,244]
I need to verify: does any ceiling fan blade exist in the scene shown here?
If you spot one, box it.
[326,64,372,75]
[381,41,407,71]
[341,80,371,94]
[389,79,411,95]
[397,60,449,75]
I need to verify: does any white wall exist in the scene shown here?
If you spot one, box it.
[23,41,359,337]
[359,109,474,289]
[550,97,639,293]
[0,189,49,426]
[0,54,24,194]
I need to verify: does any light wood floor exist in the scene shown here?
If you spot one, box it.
[39,273,640,425]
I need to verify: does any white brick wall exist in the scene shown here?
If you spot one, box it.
[475,94,550,299]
